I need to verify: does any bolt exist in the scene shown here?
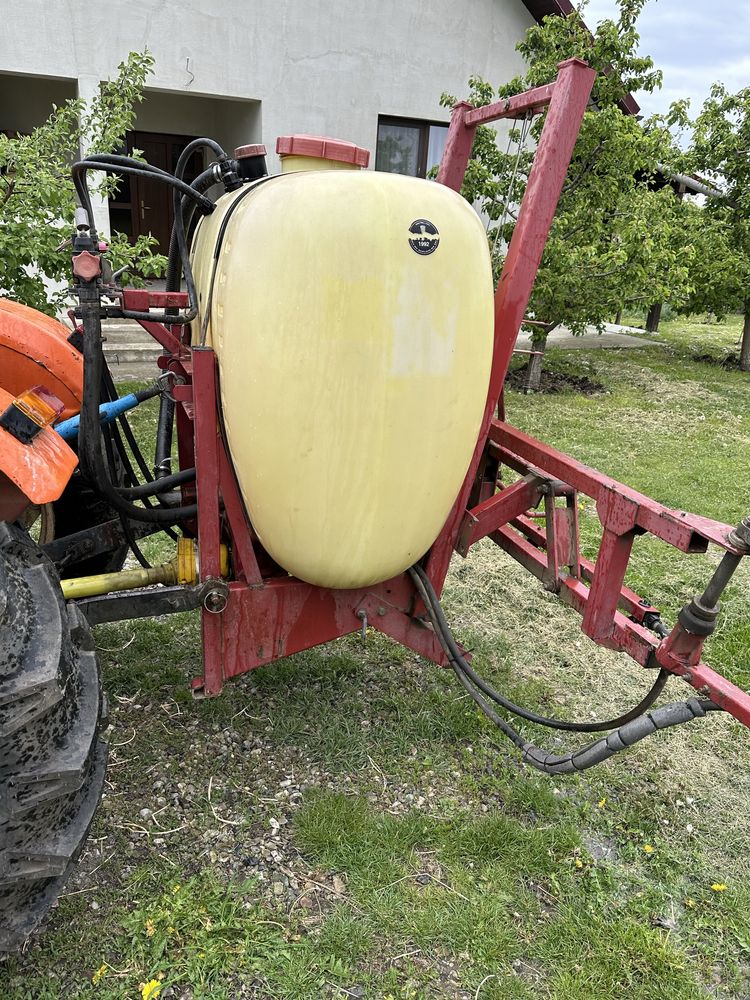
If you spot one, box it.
[204,589,227,614]
[356,609,368,641]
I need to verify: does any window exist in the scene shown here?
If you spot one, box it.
[375,117,449,178]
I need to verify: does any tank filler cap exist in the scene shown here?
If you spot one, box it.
[234,144,268,182]
[276,134,370,171]
[234,143,267,159]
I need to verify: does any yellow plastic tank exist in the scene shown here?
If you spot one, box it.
[191,136,494,589]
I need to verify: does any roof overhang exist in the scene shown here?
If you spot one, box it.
[521,0,640,115]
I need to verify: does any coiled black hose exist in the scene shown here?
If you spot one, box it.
[410,564,669,732]
[408,564,721,774]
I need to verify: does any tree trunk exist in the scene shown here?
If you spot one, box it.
[614,309,622,326]
[524,321,559,393]
[645,302,662,333]
[740,303,750,372]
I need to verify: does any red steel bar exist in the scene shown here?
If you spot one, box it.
[191,348,224,696]
[121,289,190,310]
[464,82,557,126]
[218,444,262,586]
[220,575,452,679]
[457,474,544,555]
[491,522,657,666]
[426,58,596,595]
[491,421,743,554]
[438,81,564,193]
[491,520,750,727]
[436,101,476,193]
[120,289,188,357]
[580,528,635,645]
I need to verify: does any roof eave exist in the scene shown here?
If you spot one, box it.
[520,0,641,116]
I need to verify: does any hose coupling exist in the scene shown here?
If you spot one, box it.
[728,515,750,553]
[678,594,719,637]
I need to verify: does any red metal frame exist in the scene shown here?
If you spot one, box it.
[128,58,750,730]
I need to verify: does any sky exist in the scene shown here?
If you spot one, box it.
[582,0,750,120]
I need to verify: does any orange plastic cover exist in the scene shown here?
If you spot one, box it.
[0,386,78,504]
[0,298,83,420]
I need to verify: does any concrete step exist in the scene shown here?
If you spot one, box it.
[101,321,156,346]
[103,343,163,364]
[106,360,161,384]
[100,320,164,371]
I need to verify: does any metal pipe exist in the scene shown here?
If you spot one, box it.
[701,551,744,610]
[61,562,177,600]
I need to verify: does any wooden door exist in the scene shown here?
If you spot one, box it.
[127,132,204,253]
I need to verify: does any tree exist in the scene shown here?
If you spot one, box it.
[682,85,750,370]
[0,51,166,316]
[442,0,694,390]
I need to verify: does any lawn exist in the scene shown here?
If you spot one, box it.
[3,316,749,999]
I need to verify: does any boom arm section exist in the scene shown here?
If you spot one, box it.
[454,419,750,728]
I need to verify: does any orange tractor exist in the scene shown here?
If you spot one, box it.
[1,59,748,950]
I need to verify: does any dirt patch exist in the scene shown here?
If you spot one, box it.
[692,352,740,370]
[506,364,607,395]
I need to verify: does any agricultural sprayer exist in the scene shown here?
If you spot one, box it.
[1,58,749,950]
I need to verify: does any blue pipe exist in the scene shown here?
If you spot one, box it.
[55,393,141,441]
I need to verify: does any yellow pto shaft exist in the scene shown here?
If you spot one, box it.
[60,538,228,601]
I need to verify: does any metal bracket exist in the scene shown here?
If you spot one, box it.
[74,580,219,626]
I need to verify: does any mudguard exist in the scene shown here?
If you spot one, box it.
[0,298,83,418]
[0,299,82,520]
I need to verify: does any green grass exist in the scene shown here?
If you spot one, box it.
[4,315,750,998]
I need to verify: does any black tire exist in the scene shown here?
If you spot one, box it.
[53,466,129,578]
[0,522,108,953]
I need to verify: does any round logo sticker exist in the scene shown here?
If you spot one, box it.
[408,219,440,256]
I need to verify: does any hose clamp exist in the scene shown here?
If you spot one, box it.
[157,371,187,402]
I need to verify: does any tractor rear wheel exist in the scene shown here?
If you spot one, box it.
[0,522,108,952]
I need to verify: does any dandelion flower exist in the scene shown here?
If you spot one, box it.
[92,964,107,984]
[141,980,162,1000]
[643,844,655,854]
[145,918,156,938]
[598,798,606,809]
[711,883,727,892]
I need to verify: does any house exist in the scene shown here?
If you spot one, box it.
[0,0,583,249]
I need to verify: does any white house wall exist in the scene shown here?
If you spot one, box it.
[0,1,534,155]
[0,1,536,235]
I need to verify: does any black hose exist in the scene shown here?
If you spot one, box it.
[154,393,176,481]
[452,663,720,775]
[408,564,723,774]
[100,366,158,491]
[72,157,212,324]
[410,564,669,732]
[165,169,218,295]
[118,467,195,499]
[76,154,214,211]
[77,284,197,524]
[97,366,179,543]
[166,141,230,295]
